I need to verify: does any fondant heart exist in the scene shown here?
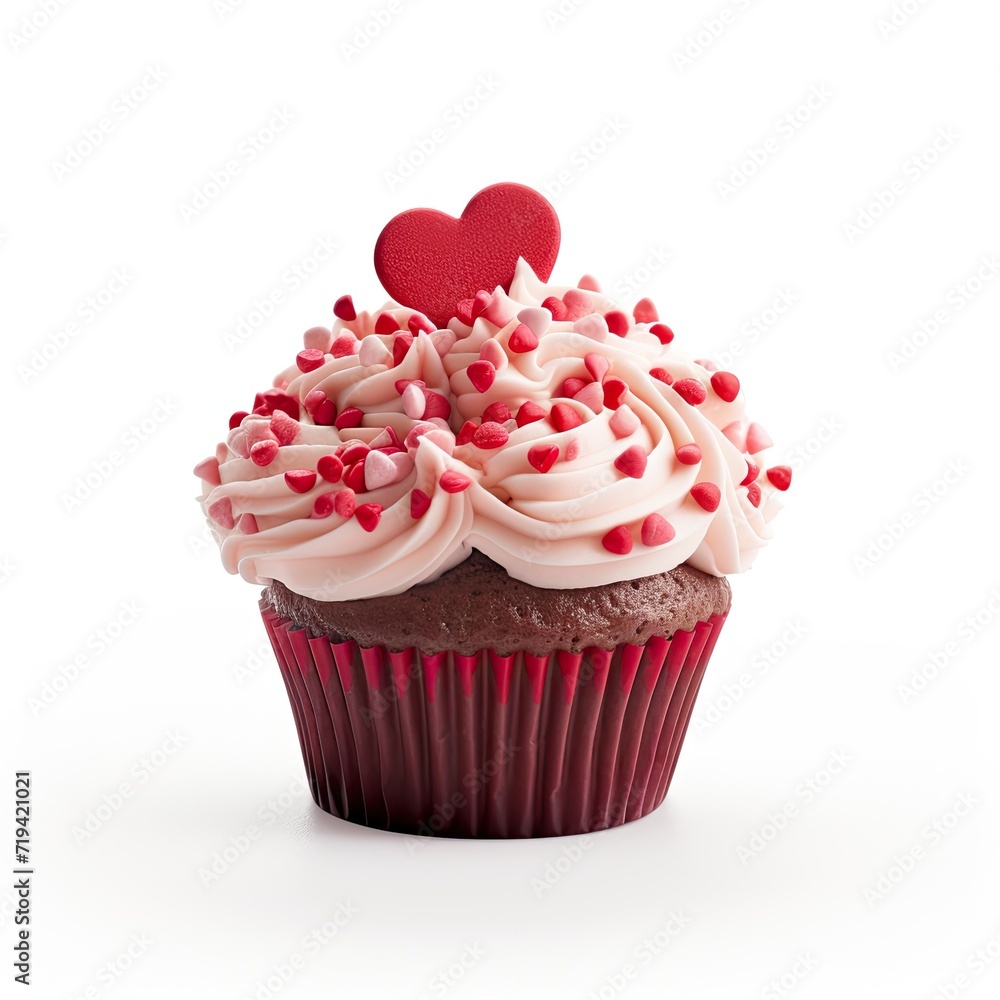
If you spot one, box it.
[374,183,561,328]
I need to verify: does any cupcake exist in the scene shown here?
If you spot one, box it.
[194,183,789,838]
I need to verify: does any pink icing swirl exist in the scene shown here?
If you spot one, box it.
[196,261,786,600]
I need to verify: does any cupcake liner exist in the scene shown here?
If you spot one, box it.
[260,600,728,839]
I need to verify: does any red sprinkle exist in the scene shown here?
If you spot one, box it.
[440,470,472,493]
[690,483,721,511]
[766,465,792,491]
[509,323,538,353]
[333,489,356,517]
[471,290,492,320]
[675,444,702,466]
[250,440,279,467]
[284,469,317,493]
[603,377,628,409]
[355,503,383,532]
[746,482,762,507]
[482,401,511,423]
[584,353,610,382]
[317,455,344,483]
[649,323,674,345]
[527,444,559,473]
[208,497,234,529]
[710,371,741,402]
[331,334,357,358]
[472,421,509,449]
[392,332,413,366]
[560,377,588,398]
[614,445,648,479]
[296,349,325,373]
[542,295,569,321]
[605,310,630,337]
[673,378,707,405]
[312,493,336,518]
[229,411,248,430]
[422,391,452,420]
[455,299,475,325]
[334,407,364,429]
[340,441,370,465]
[549,403,583,431]
[256,390,300,420]
[343,461,366,492]
[741,461,759,487]
[641,514,675,546]
[456,420,478,446]
[633,298,659,324]
[408,313,435,336]
[601,525,633,555]
[270,410,299,446]
[467,360,496,393]
[516,401,547,427]
[650,368,673,385]
[578,274,601,292]
[313,399,337,426]
[410,489,431,519]
[333,295,357,322]
[304,389,326,416]
[374,312,400,335]
[193,457,221,485]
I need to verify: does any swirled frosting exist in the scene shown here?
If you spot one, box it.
[195,260,788,600]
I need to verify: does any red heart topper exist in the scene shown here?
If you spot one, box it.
[374,183,561,328]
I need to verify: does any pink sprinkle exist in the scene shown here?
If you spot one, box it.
[560,377,587,398]
[472,289,492,320]
[402,383,426,419]
[541,295,569,321]
[584,352,610,382]
[208,497,234,529]
[390,452,414,480]
[472,421,509,449]
[649,323,674,345]
[410,489,431,519]
[334,407,364,430]
[508,323,538,354]
[440,470,472,493]
[633,298,659,324]
[723,421,747,450]
[573,314,609,342]
[304,390,326,416]
[296,349,325,373]
[482,401,511,423]
[565,437,581,461]
[230,432,249,458]
[690,483,721,512]
[331,333,357,358]
[516,401,547,427]
[333,489,356,518]
[563,289,593,320]
[578,274,601,292]
[710,371,740,402]
[249,440,279,467]
[696,358,719,372]
[605,310,629,337]
[408,313,435,336]
[317,455,344,483]
[421,391,452,420]
[673,378,707,405]
[228,411,248,430]
[364,450,398,490]
[641,514,675,546]
[392,332,413,366]
[517,307,552,338]
[549,402,583,431]
[527,445,559,473]
[479,338,506,370]
[193,457,221,485]
[237,513,259,534]
[766,465,792,491]
[355,503,383,532]
[741,461,759,486]
[456,420,478,445]
[609,405,640,438]
[746,482,762,507]
[614,445,647,479]
[284,469,317,493]
[333,295,357,322]
[358,337,390,367]
[467,360,496,393]
[574,381,605,414]
[675,444,702,466]
[403,421,437,449]
[601,526,633,555]
[303,326,332,352]
[270,410,299,446]
[369,426,403,450]
[603,377,628,410]
[374,313,400,335]
[312,493,336,518]
[746,423,773,454]
[343,461,366,493]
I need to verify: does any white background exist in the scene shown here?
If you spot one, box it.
[3,0,1000,997]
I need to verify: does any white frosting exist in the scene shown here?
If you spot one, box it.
[196,261,783,599]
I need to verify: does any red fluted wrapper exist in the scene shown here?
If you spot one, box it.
[260,600,728,839]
